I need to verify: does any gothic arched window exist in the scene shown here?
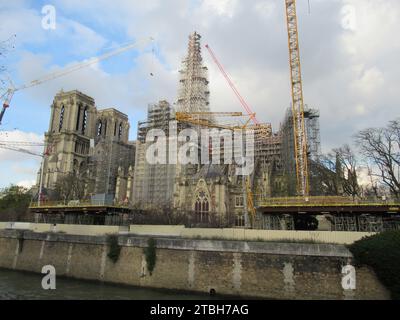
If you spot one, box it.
[97,120,102,136]
[194,191,210,223]
[59,105,65,132]
[76,104,82,131]
[73,159,79,175]
[103,120,107,137]
[118,122,123,140]
[81,106,88,135]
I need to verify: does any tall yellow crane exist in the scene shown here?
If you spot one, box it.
[285,0,309,197]
[176,111,257,228]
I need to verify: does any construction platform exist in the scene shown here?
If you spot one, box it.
[29,201,130,214]
[254,196,400,232]
[29,197,400,231]
[256,196,400,214]
[29,201,132,225]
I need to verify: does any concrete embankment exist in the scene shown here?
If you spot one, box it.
[0,228,390,300]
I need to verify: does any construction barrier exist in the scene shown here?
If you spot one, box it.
[0,223,374,244]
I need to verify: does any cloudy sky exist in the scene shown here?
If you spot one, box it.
[0,0,399,188]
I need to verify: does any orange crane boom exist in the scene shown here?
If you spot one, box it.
[285,0,309,196]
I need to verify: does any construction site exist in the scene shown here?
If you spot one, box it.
[1,0,400,233]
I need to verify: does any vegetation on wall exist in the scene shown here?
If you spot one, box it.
[107,234,121,263]
[143,237,157,275]
[349,231,400,300]
[16,230,25,253]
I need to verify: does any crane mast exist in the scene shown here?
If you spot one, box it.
[285,0,309,196]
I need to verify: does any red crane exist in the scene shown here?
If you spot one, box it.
[204,44,259,125]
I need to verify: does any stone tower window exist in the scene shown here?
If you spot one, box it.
[235,214,245,227]
[118,122,123,140]
[59,105,65,132]
[76,104,81,131]
[103,120,107,137]
[73,159,79,175]
[114,121,117,136]
[81,106,88,135]
[235,196,244,207]
[97,120,102,136]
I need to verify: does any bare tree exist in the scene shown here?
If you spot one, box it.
[312,154,340,195]
[333,144,360,198]
[54,173,86,202]
[356,120,400,199]
[313,144,361,198]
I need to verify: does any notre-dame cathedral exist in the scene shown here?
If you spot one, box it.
[40,89,135,204]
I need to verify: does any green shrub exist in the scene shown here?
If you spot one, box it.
[349,230,400,300]
[107,234,121,263]
[0,185,31,221]
[143,238,157,275]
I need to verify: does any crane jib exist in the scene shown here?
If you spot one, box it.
[0,37,153,125]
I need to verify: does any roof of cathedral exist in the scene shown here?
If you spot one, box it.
[193,164,227,180]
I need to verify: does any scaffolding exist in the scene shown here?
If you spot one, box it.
[132,101,176,208]
[280,105,321,196]
[332,214,358,232]
[261,214,295,230]
[176,32,211,117]
[332,214,387,232]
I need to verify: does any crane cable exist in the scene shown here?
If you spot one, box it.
[0,37,154,125]
[14,37,154,93]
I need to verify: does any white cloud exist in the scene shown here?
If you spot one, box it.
[0,130,44,161]
[14,49,176,121]
[200,0,238,18]
[17,180,36,188]
[352,67,385,96]
[56,18,108,56]
[253,1,276,18]
[0,130,42,188]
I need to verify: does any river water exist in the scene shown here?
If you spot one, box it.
[0,269,213,300]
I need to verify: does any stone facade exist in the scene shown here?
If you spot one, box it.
[174,164,246,227]
[39,90,135,203]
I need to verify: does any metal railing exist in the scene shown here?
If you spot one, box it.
[29,200,130,209]
[254,195,400,208]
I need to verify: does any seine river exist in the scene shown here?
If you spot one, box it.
[0,269,213,300]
